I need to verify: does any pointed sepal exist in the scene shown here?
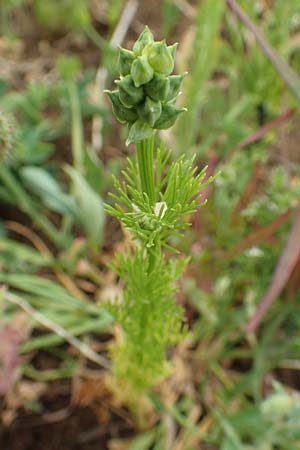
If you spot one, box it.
[166,72,187,101]
[147,40,174,75]
[131,54,154,87]
[145,74,170,102]
[136,97,162,127]
[115,75,144,107]
[118,47,135,76]
[133,26,154,55]
[154,103,187,129]
[105,90,138,124]
[126,119,154,145]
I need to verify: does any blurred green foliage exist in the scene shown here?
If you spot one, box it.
[1,0,300,448]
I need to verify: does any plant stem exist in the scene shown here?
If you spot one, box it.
[136,135,155,205]
[68,81,84,174]
[136,135,158,271]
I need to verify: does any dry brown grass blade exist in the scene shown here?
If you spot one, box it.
[238,109,296,149]
[230,162,263,224]
[225,209,292,259]
[246,209,300,334]
[226,0,300,100]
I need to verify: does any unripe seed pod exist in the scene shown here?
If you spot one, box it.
[133,26,154,55]
[131,55,154,87]
[105,90,138,124]
[147,40,174,75]
[118,47,135,76]
[145,74,170,102]
[154,103,186,129]
[137,96,162,127]
[166,72,187,101]
[116,75,144,107]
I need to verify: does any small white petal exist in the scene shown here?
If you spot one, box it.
[132,203,141,212]
[154,201,167,218]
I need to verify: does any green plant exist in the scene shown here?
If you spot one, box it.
[33,0,91,31]
[0,61,107,252]
[175,0,224,155]
[105,27,214,401]
[217,381,300,450]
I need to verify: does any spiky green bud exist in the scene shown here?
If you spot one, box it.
[131,55,154,87]
[105,90,138,124]
[145,74,170,102]
[116,75,144,108]
[147,40,174,75]
[136,97,162,127]
[133,26,154,55]
[118,48,135,76]
[106,27,186,135]
[154,103,186,129]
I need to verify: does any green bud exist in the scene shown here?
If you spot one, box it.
[118,47,135,76]
[145,74,170,102]
[137,97,162,127]
[133,26,154,55]
[147,40,174,75]
[115,75,144,107]
[166,72,187,101]
[126,119,153,145]
[131,55,154,87]
[105,90,138,124]
[154,103,186,129]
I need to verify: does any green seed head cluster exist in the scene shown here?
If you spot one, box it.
[106,26,186,144]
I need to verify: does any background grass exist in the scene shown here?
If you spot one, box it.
[1,1,300,449]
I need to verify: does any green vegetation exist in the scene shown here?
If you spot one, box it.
[105,27,213,400]
[1,1,300,449]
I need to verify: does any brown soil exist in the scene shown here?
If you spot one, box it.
[0,406,132,450]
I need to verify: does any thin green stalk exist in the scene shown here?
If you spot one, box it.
[22,364,75,381]
[84,24,113,53]
[136,135,155,205]
[63,80,85,237]
[68,81,84,174]
[136,135,158,271]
